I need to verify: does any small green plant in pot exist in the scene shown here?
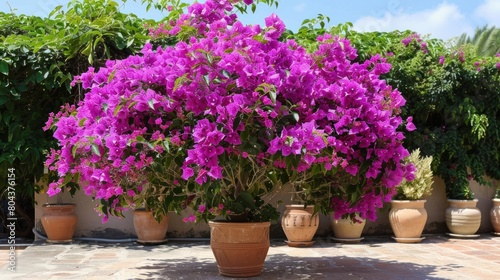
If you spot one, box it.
[389,149,434,242]
[393,149,434,201]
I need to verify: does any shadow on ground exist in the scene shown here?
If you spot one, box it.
[131,252,452,280]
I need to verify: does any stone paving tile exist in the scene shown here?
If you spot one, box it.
[1,234,500,279]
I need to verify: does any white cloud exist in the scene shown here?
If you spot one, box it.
[294,3,306,13]
[352,2,474,41]
[474,0,500,27]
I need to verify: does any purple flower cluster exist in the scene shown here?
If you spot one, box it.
[45,0,413,221]
[402,33,428,53]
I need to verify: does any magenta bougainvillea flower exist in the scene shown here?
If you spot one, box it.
[45,0,414,223]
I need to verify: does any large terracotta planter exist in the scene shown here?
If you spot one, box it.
[331,213,366,243]
[389,200,427,243]
[281,204,319,247]
[133,210,169,244]
[491,198,500,234]
[445,199,481,236]
[41,203,78,243]
[209,221,270,277]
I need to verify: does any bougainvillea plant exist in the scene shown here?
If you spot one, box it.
[45,0,414,223]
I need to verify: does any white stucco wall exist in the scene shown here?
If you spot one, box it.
[34,176,496,239]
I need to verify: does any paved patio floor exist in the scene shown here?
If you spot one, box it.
[1,234,500,279]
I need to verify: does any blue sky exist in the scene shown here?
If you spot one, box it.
[1,0,499,41]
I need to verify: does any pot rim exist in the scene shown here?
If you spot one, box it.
[208,221,271,227]
[286,204,315,208]
[390,199,427,203]
[42,203,76,207]
[447,199,479,202]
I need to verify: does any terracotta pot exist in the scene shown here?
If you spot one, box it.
[445,199,481,235]
[41,204,77,243]
[281,205,319,247]
[490,198,500,233]
[209,221,270,277]
[389,200,427,243]
[331,213,366,240]
[133,210,169,244]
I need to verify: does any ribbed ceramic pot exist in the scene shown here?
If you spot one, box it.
[490,198,500,233]
[445,199,481,235]
[281,205,319,247]
[41,204,78,243]
[209,221,270,277]
[389,200,427,242]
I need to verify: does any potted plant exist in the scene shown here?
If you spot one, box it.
[277,24,416,243]
[280,182,320,247]
[149,0,414,273]
[45,0,415,276]
[389,149,433,243]
[442,158,480,235]
[44,0,281,275]
[35,168,79,243]
[490,186,500,235]
[43,78,190,242]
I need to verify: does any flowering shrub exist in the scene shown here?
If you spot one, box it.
[267,37,415,221]
[45,0,414,223]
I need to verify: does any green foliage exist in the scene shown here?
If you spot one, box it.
[53,0,152,65]
[0,0,151,202]
[394,149,434,200]
[456,25,500,57]
[0,13,72,199]
[282,14,331,52]
[405,45,500,199]
[137,0,278,14]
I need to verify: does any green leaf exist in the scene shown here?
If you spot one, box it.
[72,145,78,158]
[239,191,256,208]
[128,101,138,109]
[113,104,123,116]
[91,144,101,157]
[233,112,242,131]
[221,69,230,78]
[292,112,299,122]
[78,118,87,127]
[203,75,210,85]
[62,175,73,185]
[0,61,9,75]
[107,69,116,83]
[163,140,170,153]
[269,90,277,104]
[148,99,155,110]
